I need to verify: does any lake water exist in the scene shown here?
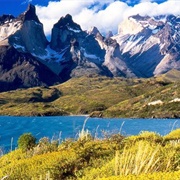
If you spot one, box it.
[0,116,179,153]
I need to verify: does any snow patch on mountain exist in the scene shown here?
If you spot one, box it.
[152,29,160,34]
[32,45,68,63]
[118,17,143,35]
[84,51,99,60]
[122,35,144,54]
[0,21,22,45]
[12,44,26,52]
[67,27,81,33]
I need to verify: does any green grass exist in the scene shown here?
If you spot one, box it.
[0,74,180,118]
[155,69,180,82]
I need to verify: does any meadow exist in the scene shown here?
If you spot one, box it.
[0,128,179,180]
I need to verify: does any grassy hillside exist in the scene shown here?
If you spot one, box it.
[0,70,180,118]
[0,129,179,179]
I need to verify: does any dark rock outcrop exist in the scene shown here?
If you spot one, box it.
[17,4,41,23]
[50,14,109,79]
[50,14,82,51]
[0,15,15,25]
[0,46,62,92]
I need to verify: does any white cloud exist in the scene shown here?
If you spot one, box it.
[74,1,129,34]
[35,0,180,36]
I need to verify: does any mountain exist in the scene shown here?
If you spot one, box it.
[0,4,180,92]
[46,13,180,79]
[0,46,62,92]
[49,14,111,81]
[111,14,180,77]
[0,4,61,92]
[0,4,48,55]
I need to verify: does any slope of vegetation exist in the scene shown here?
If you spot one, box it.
[0,69,180,118]
[0,129,179,180]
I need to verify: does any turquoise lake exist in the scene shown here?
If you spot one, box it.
[0,116,179,152]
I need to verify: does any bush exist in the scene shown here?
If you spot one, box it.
[18,133,36,152]
[125,131,163,144]
[34,137,58,155]
[164,128,180,141]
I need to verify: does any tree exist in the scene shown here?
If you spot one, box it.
[18,133,36,152]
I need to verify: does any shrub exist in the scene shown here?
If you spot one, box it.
[34,137,58,155]
[79,160,114,180]
[0,130,179,179]
[124,131,163,145]
[18,133,36,152]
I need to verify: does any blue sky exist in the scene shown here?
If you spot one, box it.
[0,0,49,16]
[0,0,179,35]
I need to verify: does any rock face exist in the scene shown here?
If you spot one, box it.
[50,14,82,51]
[0,46,62,92]
[0,4,48,56]
[111,14,180,77]
[9,4,48,56]
[50,14,110,81]
[0,5,60,92]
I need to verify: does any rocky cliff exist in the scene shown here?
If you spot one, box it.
[111,14,180,77]
[0,5,60,92]
[49,14,110,81]
[0,4,48,56]
[0,46,62,92]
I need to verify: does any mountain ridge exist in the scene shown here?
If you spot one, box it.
[0,4,180,92]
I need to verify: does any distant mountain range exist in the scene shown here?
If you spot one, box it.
[0,4,180,92]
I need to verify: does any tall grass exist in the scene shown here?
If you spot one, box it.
[114,140,177,176]
[0,148,4,157]
[78,117,91,140]
[119,121,125,134]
